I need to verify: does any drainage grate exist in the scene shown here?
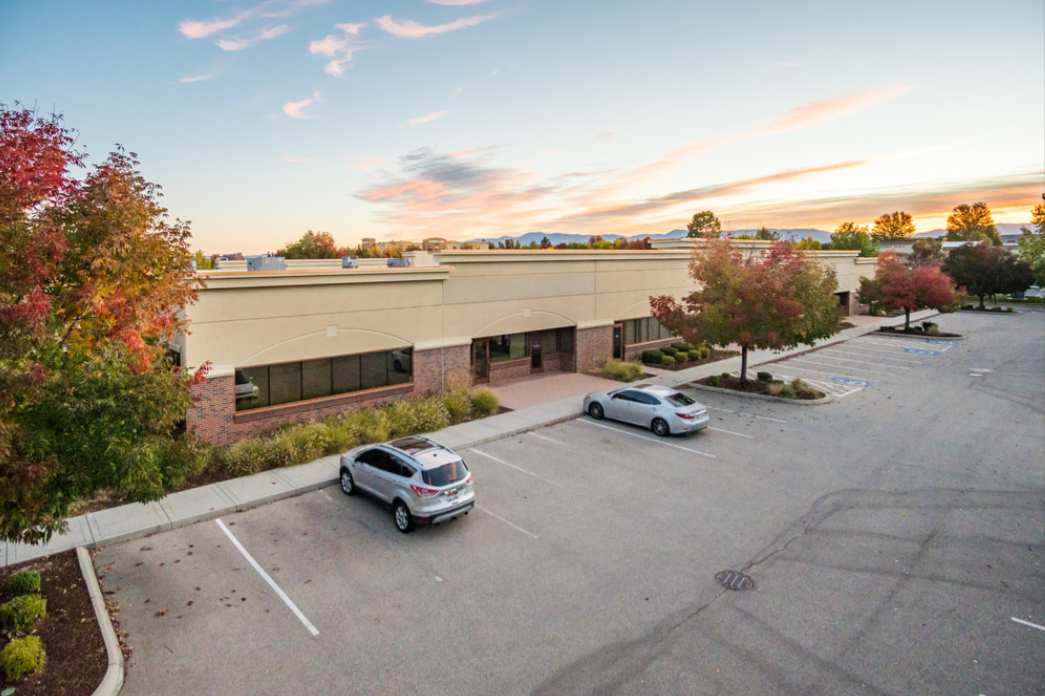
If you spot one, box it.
[715,570,754,591]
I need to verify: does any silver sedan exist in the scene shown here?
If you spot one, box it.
[582,384,710,436]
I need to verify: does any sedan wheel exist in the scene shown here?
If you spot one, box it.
[652,418,670,437]
[588,402,605,420]
[394,500,415,533]
[339,469,356,496]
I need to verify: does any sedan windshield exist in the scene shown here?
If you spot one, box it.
[666,392,696,407]
[422,460,470,487]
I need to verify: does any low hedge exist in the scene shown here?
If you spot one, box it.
[1,594,47,631]
[661,355,676,367]
[2,635,46,681]
[687,349,701,362]
[660,346,679,357]
[672,342,694,353]
[641,350,664,364]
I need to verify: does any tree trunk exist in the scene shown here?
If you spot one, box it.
[979,294,986,310]
[904,308,912,333]
[739,344,749,384]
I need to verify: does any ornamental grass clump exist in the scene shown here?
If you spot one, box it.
[597,360,644,382]
[441,386,473,422]
[0,594,47,631]
[2,635,46,681]
[7,572,41,597]
[384,397,451,438]
[469,389,500,417]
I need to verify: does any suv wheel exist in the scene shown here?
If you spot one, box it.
[651,418,670,437]
[339,469,356,496]
[393,500,415,533]
[588,402,604,420]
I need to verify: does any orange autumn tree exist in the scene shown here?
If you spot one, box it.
[859,251,956,332]
[651,240,842,383]
[1,105,205,543]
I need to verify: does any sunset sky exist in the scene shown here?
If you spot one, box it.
[2,0,1042,253]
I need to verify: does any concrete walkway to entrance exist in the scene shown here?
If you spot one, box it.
[0,309,941,567]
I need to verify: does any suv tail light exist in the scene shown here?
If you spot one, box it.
[410,484,439,497]
[465,473,473,484]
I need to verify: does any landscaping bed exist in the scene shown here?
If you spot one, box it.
[959,305,1016,313]
[877,322,963,337]
[0,550,107,696]
[640,342,738,371]
[693,372,826,400]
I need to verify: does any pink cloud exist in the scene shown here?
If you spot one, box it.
[408,111,448,125]
[284,156,317,162]
[179,11,252,39]
[374,13,496,38]
[310,22,367,76]
[283,91,320,118]
[179,73,212,83]
[765,81,916,135]
[426,0,491,4]
[216,24,289,51]
[347,157,386,172]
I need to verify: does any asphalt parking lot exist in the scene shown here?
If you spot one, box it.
[97,309,1045,696]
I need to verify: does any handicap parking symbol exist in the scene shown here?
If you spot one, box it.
[831,377,873,387]
[904,348,940,355]
[925,340,955,345]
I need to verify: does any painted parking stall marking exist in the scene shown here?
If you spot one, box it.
[904,348,940,356]
[1012,617,1045,631]
[477,506,540,540]
[215,519,320,637]
[470,448,566,488]
[578,418,717,458]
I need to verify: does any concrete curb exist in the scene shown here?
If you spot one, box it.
[686,383,834,405]
[872,330,968,341]
[77,546,124,696]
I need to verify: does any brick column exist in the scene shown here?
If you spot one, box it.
[186,374,236,446]
[575,325,613,374]
[413,343,472,394]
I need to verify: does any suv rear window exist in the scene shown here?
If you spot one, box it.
[421,460,470,487]
[666,392,696,407]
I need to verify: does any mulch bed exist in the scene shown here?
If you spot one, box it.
[646,350,739,371]
[0,550,108,696]
[877,327,963,337]
[693,374,825,400]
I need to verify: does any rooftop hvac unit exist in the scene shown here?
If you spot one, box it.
[387,257,413,268]
[246,256,287,272]
[342,256,359,269]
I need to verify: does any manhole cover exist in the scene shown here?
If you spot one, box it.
[715,570,754,591]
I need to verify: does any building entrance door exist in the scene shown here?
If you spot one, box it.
[531,335,543,372]
[613,323,624,360]
[472,339,489,383]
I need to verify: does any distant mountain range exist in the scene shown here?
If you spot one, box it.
[467,223,1034,247]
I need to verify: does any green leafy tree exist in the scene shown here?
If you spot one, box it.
[686,211,723,238]
[868,252,956,331]
[651,240,841,383]
[1017,203,1045,286]
[871,211,916,238]
[540,236,551,248]
[794,236,822,250]
[277,230,344,259]
[1,105,205,543]
[856,276,884,315]
[754,226,779,240]
[943,243,1036,309]
[828,222,878,257]
[908,238,944,267]
[946,202,1002,246]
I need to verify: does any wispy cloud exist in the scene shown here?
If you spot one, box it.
[179,73,212,83]
[426,0,492,5]
[408,111,448,125]
[217,24,290,51]
[764,81,916,135]
[347,157,386,172]
[310,22,367,76]
[374,13,497,38]
[283,91,321,118]
[179,11,253,39]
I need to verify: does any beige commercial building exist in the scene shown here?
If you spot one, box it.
[179,241,874,444]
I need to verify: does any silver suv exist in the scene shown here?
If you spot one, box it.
[339,436,475,533]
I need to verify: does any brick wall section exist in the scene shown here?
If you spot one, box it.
[489,358,533,385]
[576,326,613,374]
[414,344,472,394]
[186,375,235,446]
[541,351,574,374]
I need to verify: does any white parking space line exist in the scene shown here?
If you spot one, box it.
[971,368,995,372]
[706,406,735,413]
[824,346,924,363]
[477,506,539,540]
[215,519,319,637]
[809,352,913,369]
[528,431,568,447]
[320,490,335,502]
[767,362,880,384]
[578,419,717,458]
[765,371,860,398]
[705,404,785,423]
[789,358,895,375]
[707,426,753,439]
[1011,617,1045,631]
[470,448,565,488]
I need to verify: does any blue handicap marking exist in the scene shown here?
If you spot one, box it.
[904,348,940,355]
[831,377,874,387]
[925,340,954,345]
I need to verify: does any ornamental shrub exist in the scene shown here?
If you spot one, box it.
[7,572,41,597]
[701,346,711,359]
[641,350,663,364]
[660,355,675,367]
[687,349,701,362]
[1,594,47,630]
[441,387,473,423]
[469,389,500,417]
[672,342,694,353]
[598,360,644,382]
[2,635,46,681]
[706,375,721,386]
[757,371,773,382]
[721,372,731,380]
[660,346,679,357]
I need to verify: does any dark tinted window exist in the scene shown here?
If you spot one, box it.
[358,449,392,472]
[421,460,469,487]
[391,454,416,478]
[666,392,696,407]
[633,391,661,405]
[613,390,640,402]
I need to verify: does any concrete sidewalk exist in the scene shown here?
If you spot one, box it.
[0,309,939,567]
